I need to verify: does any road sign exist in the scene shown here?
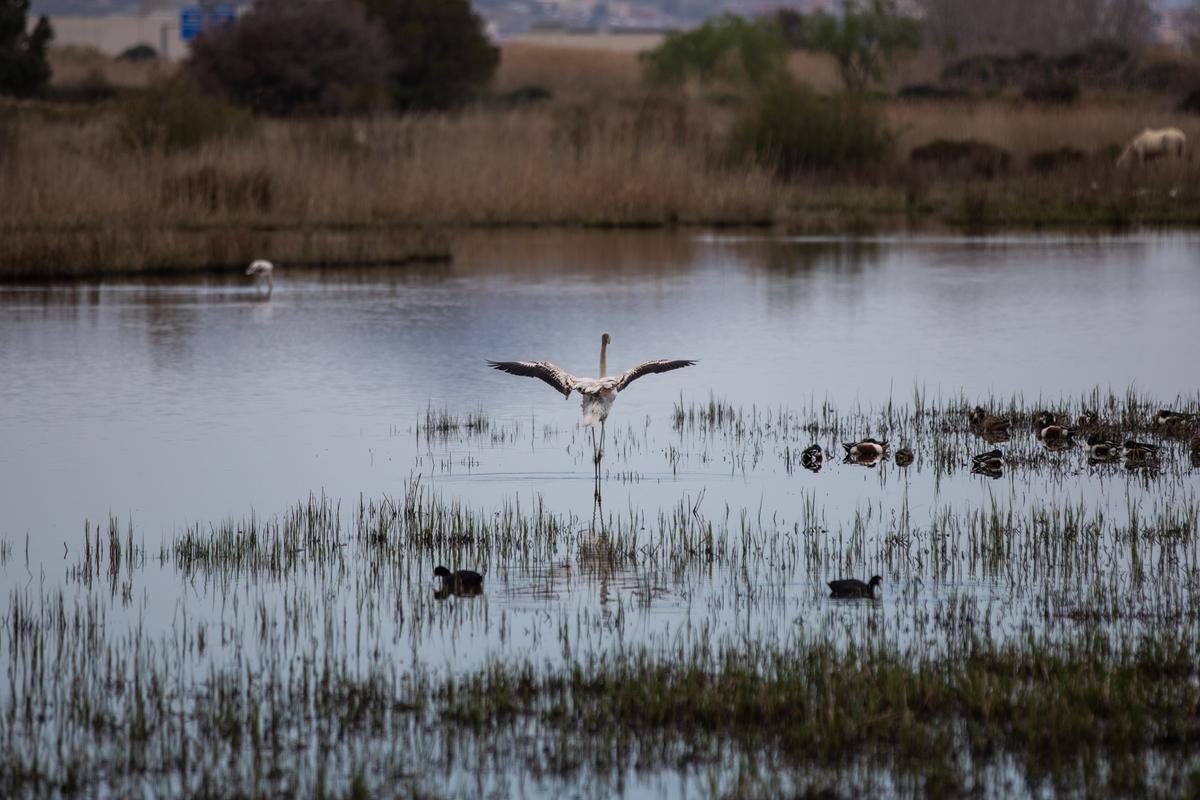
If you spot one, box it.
[180,5,236,43]
[180,7,202,41]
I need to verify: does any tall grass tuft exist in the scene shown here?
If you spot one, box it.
[729,77,892,176]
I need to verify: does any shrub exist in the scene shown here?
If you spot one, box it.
[187,0,390,116]
[357,0,498,110]
[897,83,971,101]
[0,0,52,98]
[910,139,1010,178]
[1022,79,1079,105]
[116,43,157,63]
[1028,147,1087,173]
[117,76,254,151]
[641,14,787,90]
[728,77,892,176]
[1177,87,1200,114]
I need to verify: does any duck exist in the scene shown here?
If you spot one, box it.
[894,447,914,467]
[800,444,823,471]
[971,448,1004,470]
[1191,433,1200,454]
[1033,410,1060,429]
[434,565,484,592]
[1039,423,1074,443]
[828,575,882,599]
[1076,410,1100,429]
[1123,440,1160,459]
[971,463,1003,479]
[1085,434,1119,461]
[842,438,888,459]
[1154,409,1193,430]
[969,406,1012,433]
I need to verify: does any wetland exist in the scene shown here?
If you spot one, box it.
[2,230,1200,798]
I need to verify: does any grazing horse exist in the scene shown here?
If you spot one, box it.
[1116,128,1186,166]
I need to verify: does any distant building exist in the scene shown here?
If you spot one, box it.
[33,2,250,60]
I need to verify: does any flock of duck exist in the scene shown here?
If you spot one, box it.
[966,406,1199,476]
[798,407,1200,479]
[796,407,1199,599]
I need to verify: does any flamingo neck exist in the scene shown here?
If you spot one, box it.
[599,339,607,378]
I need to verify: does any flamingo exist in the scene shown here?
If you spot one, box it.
[246,259,273,298]
[487,333,695,483]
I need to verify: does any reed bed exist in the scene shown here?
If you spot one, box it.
[9,67,1200,279]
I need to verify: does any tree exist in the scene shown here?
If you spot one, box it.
[0,0,53,98]
[1185,0,1200,55]
[776,0,921,94]
[356,0,498,110]
[187,0,390,116]
[640,13,788,89]
[915,0,1153,55]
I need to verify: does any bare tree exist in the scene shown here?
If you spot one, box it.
[916,0,1154,54]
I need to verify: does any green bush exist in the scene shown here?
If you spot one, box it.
[357,0,498,110]
[117,77,254,151]
[728,77,892,176]
[640,13,787,89]
[0,0,52,98]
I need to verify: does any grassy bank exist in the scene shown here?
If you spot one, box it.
[5,43,1200,279]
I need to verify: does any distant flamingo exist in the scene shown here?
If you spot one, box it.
[246,259,274,298]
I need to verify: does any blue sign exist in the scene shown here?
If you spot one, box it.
[180,8,202,41]
[181,5,236,43]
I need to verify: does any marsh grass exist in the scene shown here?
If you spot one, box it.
[9,69,1200,279]
[5,462,1200,796]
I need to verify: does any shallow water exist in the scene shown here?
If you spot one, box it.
[2,230,1198,545]
[2,230,1199,797]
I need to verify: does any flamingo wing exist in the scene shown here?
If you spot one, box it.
[614,359,696,391]
[487,360,578,398]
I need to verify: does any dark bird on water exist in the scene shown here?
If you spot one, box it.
[971,448,1004,470]
[1123,440,1160,459]
[828,575,882,599]
[969,406,1011,434]
[434,566,484,591]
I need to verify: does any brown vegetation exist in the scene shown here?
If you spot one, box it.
[7,39,1200,279]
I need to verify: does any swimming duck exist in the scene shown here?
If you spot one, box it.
[1191,433,1200,454]
[971,463,1004,479]
[1085,434,1119,461]
[1039,424,1074,443]
[969,406,1012,434]
[842,438,888,459]
[1033,411,1060,429]
[828,575,882,599]
[800,444,823,471]
[894,448,914,467]
[1076,410,1099,429]
[1123,440,1160,459]
[434,566,484,592]
[971,448,1004,470]
[1154,409,1193,430]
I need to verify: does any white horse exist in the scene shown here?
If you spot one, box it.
[1116,128,1186,166]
